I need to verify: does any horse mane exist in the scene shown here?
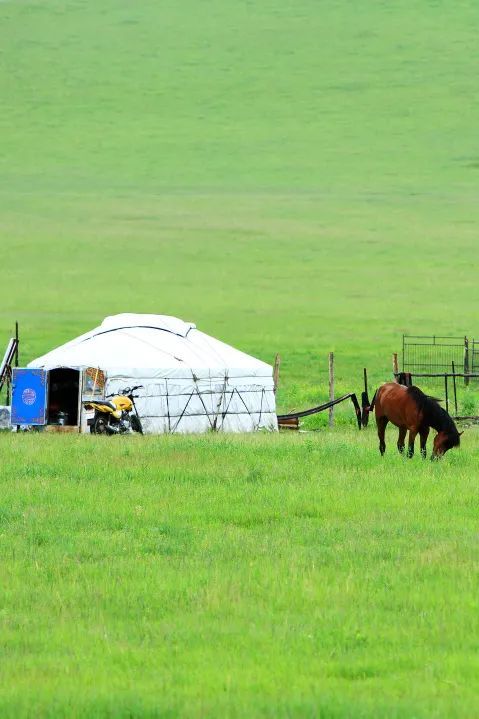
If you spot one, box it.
[407,385,460,441]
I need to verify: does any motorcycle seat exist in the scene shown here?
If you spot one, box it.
[85,400,117,411]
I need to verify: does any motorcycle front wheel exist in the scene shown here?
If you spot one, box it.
[130,415,143,434]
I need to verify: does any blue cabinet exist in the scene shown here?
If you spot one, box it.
[11,368,48,425]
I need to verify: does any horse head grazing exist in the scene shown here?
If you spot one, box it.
[406,387,462,459]
[432,429,463,459]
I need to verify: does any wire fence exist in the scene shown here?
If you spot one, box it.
[402,335,469,387]
[401,335,479,417]
[471,341,479,375]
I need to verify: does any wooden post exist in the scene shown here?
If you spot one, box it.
[464,336,469,386]
[273,354,281,393]
[392,352,398,378]
[328,352,334,428]
[452,361,458,416]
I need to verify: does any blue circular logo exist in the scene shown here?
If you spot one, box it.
[22,388,37,406]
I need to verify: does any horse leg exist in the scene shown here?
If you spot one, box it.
[376,416,388,456]
[397,426,407,454]
[407,429,418,458]
[419,427,430,459]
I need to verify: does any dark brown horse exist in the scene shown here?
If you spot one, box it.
[364,383,461,459]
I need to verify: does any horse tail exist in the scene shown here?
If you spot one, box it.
[361,389,377,428]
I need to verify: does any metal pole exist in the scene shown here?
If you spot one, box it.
[444,374,449,415]
[15,321,19,367]
[464,336,469,386]
[363,367,368,396]
[452,361,458,416]
[328,352,334,428]
[14,323,19,429]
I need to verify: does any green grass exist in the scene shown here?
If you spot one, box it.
[1,431,479,718]
[2,0,479,715]
[1,0,479,399]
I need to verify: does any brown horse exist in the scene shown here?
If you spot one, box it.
[364,383,461,459]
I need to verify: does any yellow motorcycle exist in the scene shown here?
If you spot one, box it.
[84,385,143,435]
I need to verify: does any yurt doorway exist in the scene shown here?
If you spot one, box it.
[47,368,80,426]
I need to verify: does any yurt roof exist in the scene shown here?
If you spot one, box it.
[28,314,272,380]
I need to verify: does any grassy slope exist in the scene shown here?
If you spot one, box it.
[1,0,479,715]
[1,0,479,404]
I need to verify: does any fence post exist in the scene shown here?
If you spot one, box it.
[464,337,469,386]
[392,352,398,378]
[328,352,334,428]
[452,361,458,416]
[273,353,281,393]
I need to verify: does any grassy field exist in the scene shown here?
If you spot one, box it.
[2,432,479,718]
[1,0,479,715]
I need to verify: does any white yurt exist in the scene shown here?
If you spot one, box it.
[28,314,277,434]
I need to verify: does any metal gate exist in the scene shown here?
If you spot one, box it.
[402,335,468,382]
[471,340,479,375]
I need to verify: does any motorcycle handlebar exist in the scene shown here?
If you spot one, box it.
[106,385,144,397]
